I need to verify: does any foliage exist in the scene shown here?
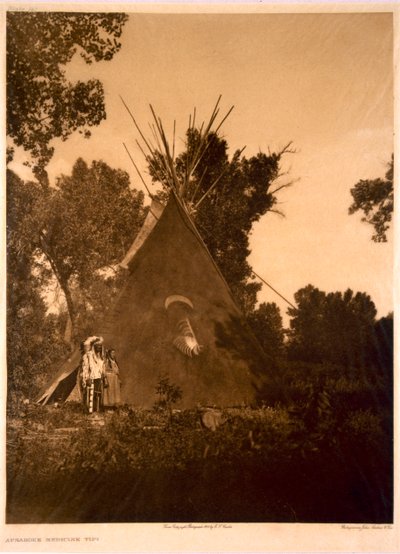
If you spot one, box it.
[7,161,146,341]
[268,359,392,434]
[149,130,294,314]
[7,170,44,267]
[42,158,145,334]
[369,313,394,378]
[6,404,296,478]
[7,12,128,183]
[349,156,393,242]
[287,285,378,367]
[7,398,392,522]
[7,171,68,400]
[154,375,183,416]
[7,295,68,402]
[247,302,285,359]
[342,409,384,449]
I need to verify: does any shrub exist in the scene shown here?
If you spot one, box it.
[153,375,183,417]
[6,401,393,523]
[343,409,384,449]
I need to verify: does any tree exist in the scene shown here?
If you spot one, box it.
[7,160,146,342]
[247,302,285,359]
[42,159,145,338]
[287,285,377,368]
[7,12,128,184]
[149,129,293,314]
[323,289,377,368]
[369,313,393,386]
[349,156,393,242]
[7,282,68,401]
[7,171,68,400]
[286,285,328,363]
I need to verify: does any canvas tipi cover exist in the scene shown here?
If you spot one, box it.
[37,193,273,409]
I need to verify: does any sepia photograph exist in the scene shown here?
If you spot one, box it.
[3,3,396,542]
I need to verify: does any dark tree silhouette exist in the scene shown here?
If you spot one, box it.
[247,302,285,359]
[349,156,393,242]
[287,285,377,368]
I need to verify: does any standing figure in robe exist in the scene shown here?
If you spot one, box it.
[103,348,122,409]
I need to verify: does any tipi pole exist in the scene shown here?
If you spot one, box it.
[189,166,208,206]
[123,143,153,198]
[251,270,296,310]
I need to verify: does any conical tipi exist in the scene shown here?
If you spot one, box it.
[37,192,273,408]
[37,100,276,408]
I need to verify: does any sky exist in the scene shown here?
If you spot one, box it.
[9,11,394,326]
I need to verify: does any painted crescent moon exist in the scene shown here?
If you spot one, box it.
[164,295,194,311]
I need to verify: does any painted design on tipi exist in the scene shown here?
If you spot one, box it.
[164,295,203,358]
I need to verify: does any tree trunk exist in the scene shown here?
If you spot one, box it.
[63,314,73,348]
[56,273,78,348]
[39,234,78,347]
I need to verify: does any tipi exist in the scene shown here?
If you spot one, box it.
[37,192,274,408]
[36,100,275,409]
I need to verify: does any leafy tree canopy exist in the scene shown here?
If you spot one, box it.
[7,171,68,399]
[45,158,144,287]
[369,313,393,383]
[247,302,285,359]
[349,156,393,242]
[287,285,378,368]
[7,160,145,340]
[7,12,128,183]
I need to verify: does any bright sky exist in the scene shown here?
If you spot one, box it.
[9,11,394,326]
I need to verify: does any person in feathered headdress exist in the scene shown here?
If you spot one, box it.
[81,336,106,413]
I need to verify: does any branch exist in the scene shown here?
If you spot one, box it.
[270,177,300,195]
[277,141,297,156]
[39,229,76,324]
[268,209,286,218]
[275,169,291,179]
[270,183,292,195]
[39,231,61,283]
